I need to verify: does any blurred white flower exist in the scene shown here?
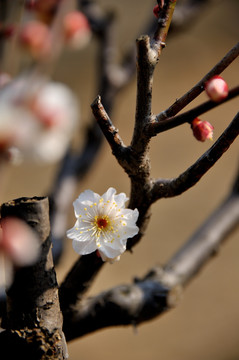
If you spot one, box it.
[0,217,40,292]
[66,188,139,262]
[27,81,79,162]
[0,75,78,163]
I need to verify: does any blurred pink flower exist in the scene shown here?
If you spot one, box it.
[18,20,52,59]
[63,11,91,50]
[0,217,40,290]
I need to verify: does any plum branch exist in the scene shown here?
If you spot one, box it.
[151,112,239,199]
[59,0,238,320]
[62,168,239,340]
[161,41,239,119]
[146,85,239,135]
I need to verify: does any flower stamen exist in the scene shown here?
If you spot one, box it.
[97,217,108,229]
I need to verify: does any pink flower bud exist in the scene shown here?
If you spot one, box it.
[191,118,214,142]
[18,21,51,59]
[63,11,91,49]
[0,217,40,267]
[205,76,229,103]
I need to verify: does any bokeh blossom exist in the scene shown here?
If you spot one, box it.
[66,188,139,262]
[18,20,51,59]
[63,11,91,50]
[0,75,78,163]
[0,217,40,292]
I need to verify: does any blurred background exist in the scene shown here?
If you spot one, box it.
[1,0,239,359]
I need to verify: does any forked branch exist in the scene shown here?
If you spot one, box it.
[63,168,239,340]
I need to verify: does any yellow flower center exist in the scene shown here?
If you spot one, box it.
[94,215,110,231]
[97,217,108,229]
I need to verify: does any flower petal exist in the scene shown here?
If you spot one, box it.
[102,187,116,202]
[113,192,128,208]
[77,189,100,204]
[72,238,97,255]
[99,242,126,259]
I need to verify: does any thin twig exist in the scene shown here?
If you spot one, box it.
[151,112,239,200]
[159,42,239,119]
[146,85,239,136]
[91,95,127,154]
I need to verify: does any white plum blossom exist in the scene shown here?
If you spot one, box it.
[0,75,78,163]
[27,81,78,162]
[66,188,139,262]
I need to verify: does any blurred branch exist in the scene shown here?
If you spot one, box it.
[0,0,8,59]
[49,1,119,262]
[170,0,209,30]
[160,169,239,287]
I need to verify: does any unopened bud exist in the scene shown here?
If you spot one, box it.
[191,118,214,142]
[205,76,229,103]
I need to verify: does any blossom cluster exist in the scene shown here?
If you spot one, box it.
[0,1,91,58]
[19,2,91,59]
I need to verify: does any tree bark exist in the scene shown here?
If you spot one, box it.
[0,197,68,360]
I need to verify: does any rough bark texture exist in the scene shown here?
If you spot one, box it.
[0,197,67,360]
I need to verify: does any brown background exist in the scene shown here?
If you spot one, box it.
[1,1,239,359]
